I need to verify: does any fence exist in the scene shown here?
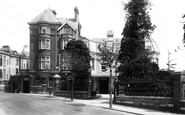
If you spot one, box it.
[114,71,185,111]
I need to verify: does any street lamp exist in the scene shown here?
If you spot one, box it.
[53,74,60,95]
[88,69,92,98]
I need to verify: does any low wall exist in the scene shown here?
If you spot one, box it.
[115,95,173,106]
[55,90,88,99]
[30,86,47,94]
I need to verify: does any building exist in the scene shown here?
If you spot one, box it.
[88,30,160,94]
[28,7,160,94]
[28,7,82,92]
[0,45,30,92]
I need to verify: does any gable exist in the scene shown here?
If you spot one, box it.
[58,22,76,32]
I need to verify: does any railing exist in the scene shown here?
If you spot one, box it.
[118,73,173,97]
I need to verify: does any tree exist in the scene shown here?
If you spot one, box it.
[65,40,91,90]
[118,0,158,82]
[98,41,118,108]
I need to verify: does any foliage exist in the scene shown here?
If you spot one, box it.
[65,39,91,89]
[97,42,118,69]
[118,0,158,81]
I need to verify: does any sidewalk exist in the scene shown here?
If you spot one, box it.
[27,93,184,115]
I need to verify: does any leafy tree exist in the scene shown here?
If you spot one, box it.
[118,0,158,82]
[98,41,118,108]
[65,40,91,90]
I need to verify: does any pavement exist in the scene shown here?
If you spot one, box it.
[24,93,184,115]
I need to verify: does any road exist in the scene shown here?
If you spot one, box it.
[0,92,131,115]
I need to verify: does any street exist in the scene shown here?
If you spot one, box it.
[0,92,131,115]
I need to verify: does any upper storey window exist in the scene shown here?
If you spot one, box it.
[39,39,50,50]
[0,55,2,66]
[59,24,75,36]
[40,25,50,34]
[38,56,50,70]
[60,39,69,50]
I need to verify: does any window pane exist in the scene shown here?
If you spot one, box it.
[0,55,2,66]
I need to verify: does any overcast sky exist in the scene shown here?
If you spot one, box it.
[1,0,185,70]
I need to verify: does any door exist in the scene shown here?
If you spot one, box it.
[23,78,30,93]
[99,78,108,94]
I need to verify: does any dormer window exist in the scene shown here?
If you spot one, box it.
[40,25,50,34]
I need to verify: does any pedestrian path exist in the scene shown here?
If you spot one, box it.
[25,93,184,115]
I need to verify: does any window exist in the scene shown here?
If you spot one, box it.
[39,39,50,50]
[114,46,119,52]
[91,58,95,70]
[16,68,19,74]
[63,27,72,35]
[40,25,50,34]
[61,39,69,50]
[16,59,18,65]
[23,64,25,69]
[3,69,5,78]
[3,56,6,67]
[38,56,50,70]
[0,69,2,79]
[101,62,108,72]
[9,57,11,65]
[60,55,70,70]
[146,46,152,50]
[0,55,2,66]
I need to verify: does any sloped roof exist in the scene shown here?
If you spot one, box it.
[29,8,60,24]
[58,18,78,31]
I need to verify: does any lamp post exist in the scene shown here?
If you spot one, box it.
[88,69,92,98]
[67,74,74,101]
[53,74,60,95]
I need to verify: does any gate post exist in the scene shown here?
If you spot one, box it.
[173,72,181,111]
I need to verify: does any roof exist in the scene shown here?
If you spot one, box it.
[91,38,121,43]
[58,18,78,31]
[28,8,60,24]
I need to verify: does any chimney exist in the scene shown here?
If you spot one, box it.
[74,6,79,21]
[3,45,10,51]
[52,10,57,16]
[107,30,114,38]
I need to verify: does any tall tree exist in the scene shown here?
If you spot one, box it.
[65,40,91,90]
[118,0,158,82]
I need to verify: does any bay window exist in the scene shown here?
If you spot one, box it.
[39,39,50,50]
[38,56,50,70]
[60,55,71,70]
[61,39,69,50]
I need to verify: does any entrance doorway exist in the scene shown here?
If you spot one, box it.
[99,78,108,94]
[23,78,30,93]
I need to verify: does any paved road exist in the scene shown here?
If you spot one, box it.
[0,92,132,115]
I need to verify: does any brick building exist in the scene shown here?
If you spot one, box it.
[28,7,83,92]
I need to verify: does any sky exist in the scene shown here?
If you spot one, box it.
[0,0,185,71]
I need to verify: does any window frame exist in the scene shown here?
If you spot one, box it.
[38,56,50,70]
[39,38,51,50]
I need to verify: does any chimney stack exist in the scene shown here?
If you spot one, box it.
[74,6,79,21]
